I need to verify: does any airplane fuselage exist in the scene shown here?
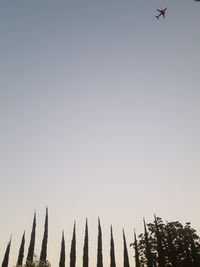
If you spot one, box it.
[155,8,167,19]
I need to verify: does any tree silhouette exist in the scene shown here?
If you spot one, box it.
[137,217,200,267]
[1,238,11,267]
[154,215,165,267]
[16,231,25,266]
[70,221,76,267]
[40,207,48,265]
[83,219,89,267]
[143,219,153,267]
[190,231,200,266]
[59,231,65,267]
[97,218,103,267]
[131,230,140,267]
[26,212,36,265]
[166,222,178,267]
[123,229,130,267]
[110,226,116,267]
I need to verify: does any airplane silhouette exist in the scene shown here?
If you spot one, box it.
[155,8,167,19]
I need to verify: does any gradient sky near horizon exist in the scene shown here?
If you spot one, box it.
[0,0,200,266]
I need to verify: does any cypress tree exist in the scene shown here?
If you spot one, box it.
[26,212,36,265]
[83,219,89,267]
[17,231,25,266]
[59,231,65,267]
[40,207,48,264]
[1,238,11,267]
[143,219,153,267]
[154,215,165,267]
[134,230,140,267]
[70,221,76,267]
[123,229,130,267]
[97,218,103,267]
[110,226,116,267]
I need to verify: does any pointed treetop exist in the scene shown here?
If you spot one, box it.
[143,218,148,232]
[26,212,36,263]
[85,219,88,233]
[98,219,102,233]
[73,221,76,234]
[39,207,48,263]
[123,229,130,267]
[134,229,137,240]
[110,225,116,267]
[122,228,125,239]
[16,231,25,266]
[59,230,66,267]
[33,211,36,227]
[2,238,12,267]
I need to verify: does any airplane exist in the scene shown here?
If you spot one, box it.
[155,8,167,19]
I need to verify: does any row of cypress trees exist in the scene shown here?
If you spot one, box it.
[1,210,133,267]
[1,209,47,267]
[2,211,200,266]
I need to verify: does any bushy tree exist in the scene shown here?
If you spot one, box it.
[137,217,200,267]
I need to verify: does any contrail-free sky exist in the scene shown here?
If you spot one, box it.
[0,0,200,265]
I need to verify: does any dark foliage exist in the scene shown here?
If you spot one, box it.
[1,239,11,267]
[70,221,76,267]
[123,229,130,267]
[143,219,153,267]
[97,218,103,267]
[132,230,140,267]
[26,212,36,265]
[40,207,48,265]
[154,215,165,267]
[110,226,116,267]
[17,231,25,266]
[137,217,200,267]
[166,222,178,267]
[59,231,65,267]
[83,219,89,267]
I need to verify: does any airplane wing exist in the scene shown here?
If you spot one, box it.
[164,8,167,11]
[156,9,162,12]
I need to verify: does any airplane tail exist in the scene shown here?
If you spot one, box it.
[155,15,159,19]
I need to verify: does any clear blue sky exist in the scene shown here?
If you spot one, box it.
[0,0,200,266]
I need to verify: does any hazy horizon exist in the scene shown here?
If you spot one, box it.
[0,0,200,265]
